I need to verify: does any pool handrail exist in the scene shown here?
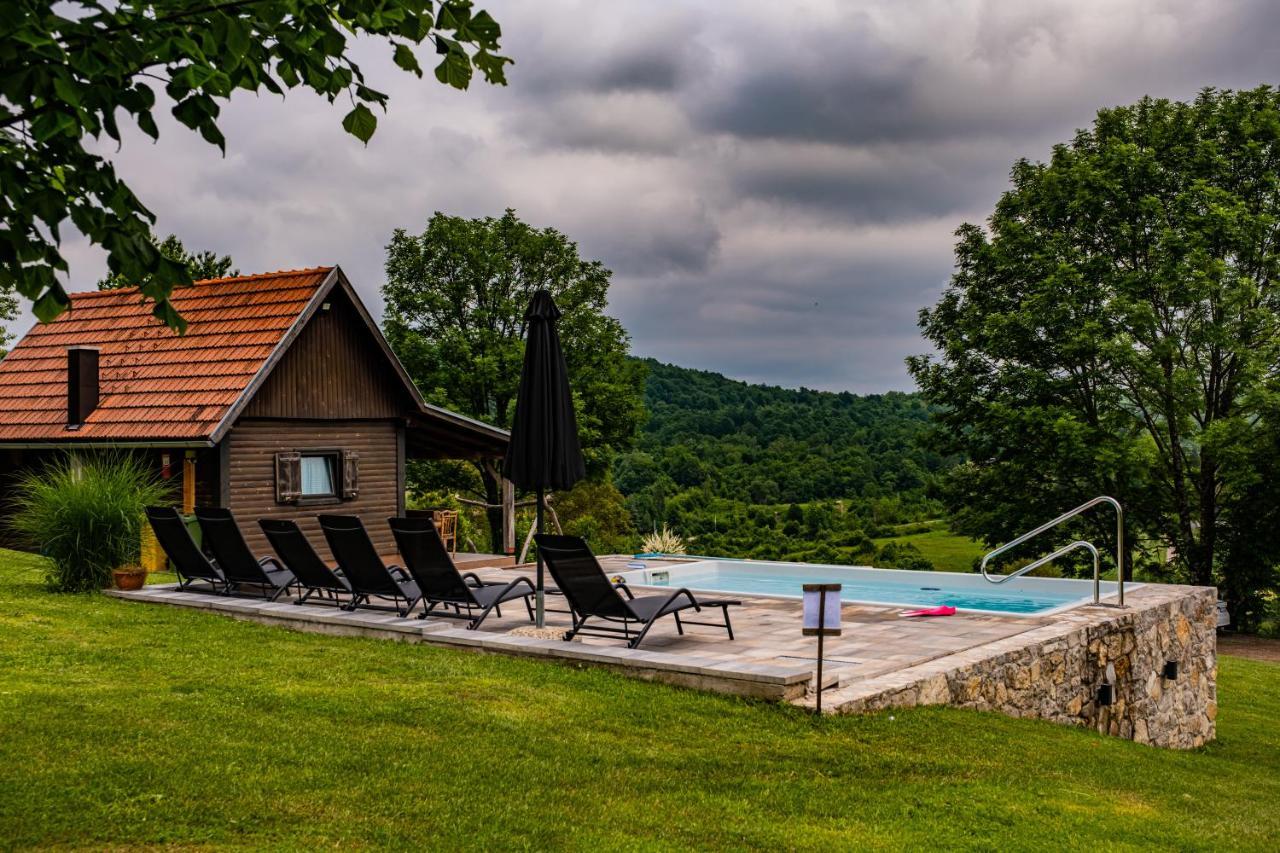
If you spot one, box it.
[978,496,1124,606]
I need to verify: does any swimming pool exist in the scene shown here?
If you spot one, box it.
[615,559,1135,616]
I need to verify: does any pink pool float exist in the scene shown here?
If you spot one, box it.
[901,605,957,618]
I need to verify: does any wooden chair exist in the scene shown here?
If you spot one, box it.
[433,510,459,555]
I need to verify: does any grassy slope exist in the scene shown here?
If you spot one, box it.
[1,549,1277,851]
[873,523,988,573]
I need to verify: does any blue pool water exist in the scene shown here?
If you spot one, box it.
[617,560,1127,616]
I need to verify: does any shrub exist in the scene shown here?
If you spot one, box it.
[874,541,934,572]
[555,480,638,555]
[835,530,873,550]
[1022,559,1064,579]
[9,453,169,592]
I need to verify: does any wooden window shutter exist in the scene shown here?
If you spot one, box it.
[341,450,360,499]
[275,451,301,503]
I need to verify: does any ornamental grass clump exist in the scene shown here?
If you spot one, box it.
[641,524,686,555]
[9,453,169,592]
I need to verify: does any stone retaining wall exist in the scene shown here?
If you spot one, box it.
[824,586,1217,749]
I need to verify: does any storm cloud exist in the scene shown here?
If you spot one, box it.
[11,0,1280,392]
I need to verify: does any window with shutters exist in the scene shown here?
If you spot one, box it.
[275,449,357,505]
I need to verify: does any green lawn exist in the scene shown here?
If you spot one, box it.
[1,549,1278,850]
[874,523,987,572]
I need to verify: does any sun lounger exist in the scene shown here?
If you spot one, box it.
[534,534,739,648]
[318,515,421,617]
[195,507,297,601]
[145,506,227,593]
[388,516,535,629]
[259,518,352,606]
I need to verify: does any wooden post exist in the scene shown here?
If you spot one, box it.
[502,475,516,555]
[182,451,196,515]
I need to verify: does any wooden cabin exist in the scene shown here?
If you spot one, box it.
[0,267,509,559]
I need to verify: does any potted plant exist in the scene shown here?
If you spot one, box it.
[8,452,169,592]
[112,564,148,590]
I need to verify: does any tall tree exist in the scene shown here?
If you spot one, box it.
[1,0,509,331]
[97,233,237,289]
[383,209,647,548]
[909,87,1280,627]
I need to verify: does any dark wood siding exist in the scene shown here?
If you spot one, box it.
[244,289,408,420]
[193,447,220,507]
[226,419,400,559]
[0,448,37,548]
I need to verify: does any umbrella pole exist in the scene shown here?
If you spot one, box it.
[535,486,545,628]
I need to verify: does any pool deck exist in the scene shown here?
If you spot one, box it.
[108,555,1211,721]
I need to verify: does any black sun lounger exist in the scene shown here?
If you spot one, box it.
[318,515,422,617]
[533,534,740,648]
[259,518,352,606]
[145,506,227,593]
[195,507,297,601]
[388,516,535,630]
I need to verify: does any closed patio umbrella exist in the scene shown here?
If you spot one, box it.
[504,290,585,626]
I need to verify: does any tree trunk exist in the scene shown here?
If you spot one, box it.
[1191,456,1218,588]
[475,460,504,552]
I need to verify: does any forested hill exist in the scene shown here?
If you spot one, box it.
[614,359,946,509]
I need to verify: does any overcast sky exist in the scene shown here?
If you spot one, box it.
[9,0,1280,392]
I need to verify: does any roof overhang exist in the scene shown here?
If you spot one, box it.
[0,440,213,450]
[406,407,508,460]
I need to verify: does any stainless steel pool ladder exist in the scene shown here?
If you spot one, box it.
[978,496,1124,606]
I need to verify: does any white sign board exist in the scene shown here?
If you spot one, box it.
[802,583,842,636]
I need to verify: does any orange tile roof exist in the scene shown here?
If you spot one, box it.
[0,268,333,442]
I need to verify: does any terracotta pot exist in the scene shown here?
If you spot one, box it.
[113,568,147,591]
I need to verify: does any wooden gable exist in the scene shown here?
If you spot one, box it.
[242,286,411,420]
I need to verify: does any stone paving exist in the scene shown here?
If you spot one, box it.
[108,554,1216,747]
[110,558,1061,689]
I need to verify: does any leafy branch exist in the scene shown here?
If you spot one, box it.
[0,1,511,331]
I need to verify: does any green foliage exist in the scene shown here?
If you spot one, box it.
[0,283,15,355]
[0,1,510,331]
[615,359,949,562]
[910,86,1280,627]
[627,360,945,505]
[97,233,237,290]
[1215,396,1280,631]
[404,488,485,552]
[7,453,169,592]
[384,209,646,546]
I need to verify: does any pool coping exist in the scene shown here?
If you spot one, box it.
[614,558,1141,617]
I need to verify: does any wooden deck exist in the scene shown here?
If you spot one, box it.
[449,552,516,571]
